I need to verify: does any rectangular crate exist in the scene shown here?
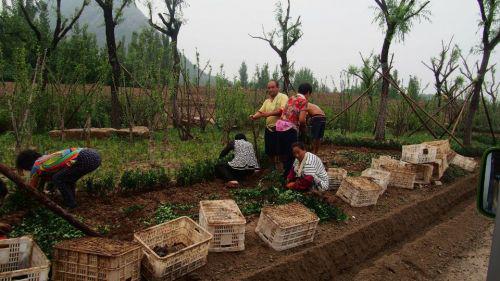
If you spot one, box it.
[336,177,383,207]
[371,157,418,189]
[423,140,451,159]
[401,144,437,164]
[255,203,319,251]
[361,168,391,195]
[327,168,347,190]
[134,216,212,281]
[450,154,477,172]
[430,157,449,180]
[0,236,49,281]
[199,200,246,252]
[52,237,142,281]
[403,163,434,185]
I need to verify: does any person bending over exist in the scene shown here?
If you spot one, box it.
[286,142,329,191]
[216,134,259,188]
[16,148,101,209]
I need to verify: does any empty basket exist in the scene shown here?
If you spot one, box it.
[0,236,49,281]
[134,216,212,281]
[401,144,437,164]
[255,202,319,251]
[52,237,142,281]
[199,200,246,252]
[361,168,391,195]
[327,168,347,190]
[423,140,451,160]
[336,177,383,207]
[371,157,417,189]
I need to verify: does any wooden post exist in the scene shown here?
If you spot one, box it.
[377,70,465,148]
[0,163,102,237]
[326,76,382,127]
[408,81,474,136]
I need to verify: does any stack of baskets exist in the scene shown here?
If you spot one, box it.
[361,168,391,195]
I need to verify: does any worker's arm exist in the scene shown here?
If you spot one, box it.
[219,141,235,159]
[250,111,266,120]
[265,109,282,117]
[29,173,40,189]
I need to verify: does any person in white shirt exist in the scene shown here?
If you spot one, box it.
[286,142,329,191]
[216,133,259,188]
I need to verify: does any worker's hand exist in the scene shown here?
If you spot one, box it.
[249,114,257,120]
[286,182,295,189]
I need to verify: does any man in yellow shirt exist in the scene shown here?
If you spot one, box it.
[250,80,288,168]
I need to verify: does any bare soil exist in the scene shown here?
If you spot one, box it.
[0,144,480,280]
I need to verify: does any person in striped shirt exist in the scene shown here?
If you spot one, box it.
[16,148,101,209]
[286,142,329,191]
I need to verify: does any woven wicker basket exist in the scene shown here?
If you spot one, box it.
[199,200,246,252]
[451,154,477,172]
[255,203,319,251]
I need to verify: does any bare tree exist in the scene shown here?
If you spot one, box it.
[372,0,430,141]
[422,38,461,109]
[250,0,302,93]
[484,67,499,104]
[19,0,89,85]
[147,0,186,130]
[94,0,132,128]
[463,0,500,145]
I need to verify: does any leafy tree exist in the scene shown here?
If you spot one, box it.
[252,63,270,90]
[94,0,132,128]
[250,0,302,93]
[238,61,248,88]
[147,0,187,131]
[19,0,89,85]
[463,0,500,146]
[347,53,380,103]
[292,67,319,92]
[372,0,430,141]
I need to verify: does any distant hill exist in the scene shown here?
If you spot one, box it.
[59,1,212,83]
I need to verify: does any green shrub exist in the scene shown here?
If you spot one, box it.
[83,173,115,196]
[176,159,218,186]
[120,167,169,191]
[9,207,84,257]
[155,204,181,224]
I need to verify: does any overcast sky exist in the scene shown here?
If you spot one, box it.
[138,0,498,93]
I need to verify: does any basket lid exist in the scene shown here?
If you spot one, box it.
[345,177,382,191]
[54,237,140,257]
[261,202,318,227]
[200,200,246,225]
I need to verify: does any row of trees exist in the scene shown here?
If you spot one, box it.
[0,0,498,147]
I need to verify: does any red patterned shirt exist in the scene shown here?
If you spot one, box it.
[281,94,308,127]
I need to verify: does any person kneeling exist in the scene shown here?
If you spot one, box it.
[286,142,329,191]
[216,134,259,188]
[16,148,101,209]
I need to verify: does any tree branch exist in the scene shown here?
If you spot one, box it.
[404,1,430,21]
[19,1,42,43]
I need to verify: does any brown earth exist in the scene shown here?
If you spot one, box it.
[0,144,479,280]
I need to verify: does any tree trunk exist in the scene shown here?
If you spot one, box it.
[280,54,290,93]
[171,38,181,128]
[463,48,492,146]
[103,7,122,129]
[374,29,393,141]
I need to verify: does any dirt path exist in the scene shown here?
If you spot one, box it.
[437,225,493,281]
[337,200,493,281]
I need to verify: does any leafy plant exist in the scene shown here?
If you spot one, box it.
[120,167,169,191]
[84,172,116,196]
[155,204,181,224]
[176,158,218,186]
[9,207,85,257]
[122,204,145,215]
